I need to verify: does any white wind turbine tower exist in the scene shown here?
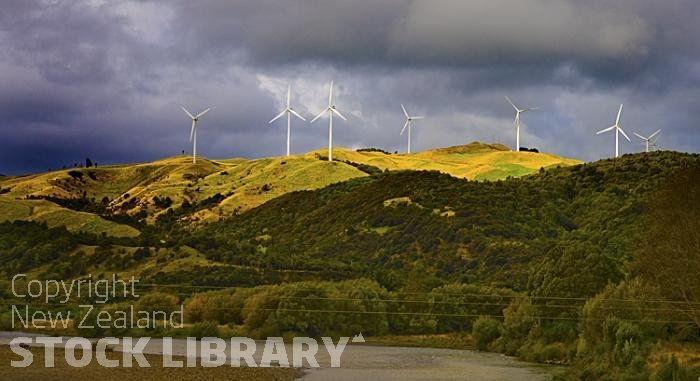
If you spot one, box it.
[633,129,661,153]
[505,96,537,152]
[400,104,424,154]
[182,107,211,164]
[310,81,347,162]
[596,104,630,158]
[269,84,306,156]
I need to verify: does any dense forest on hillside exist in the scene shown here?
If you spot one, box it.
[184,151,693,290]
[1,150,699,379]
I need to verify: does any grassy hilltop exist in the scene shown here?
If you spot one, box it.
[0,142,579,234]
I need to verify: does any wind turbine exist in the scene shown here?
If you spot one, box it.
[596,104,630,158]
[505,96,537,152]
[650,138,659,151]
[182,107,211,164]
[310,81,347,162]
[400,104,424,154]
[633,129,661,153]
[269,84,306,156]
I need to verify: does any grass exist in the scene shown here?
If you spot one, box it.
[647,341,700,374]
[0,142,580,226]
[327,142,580,180]
[0,197,140,238]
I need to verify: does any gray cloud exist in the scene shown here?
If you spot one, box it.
[0,0,698,175]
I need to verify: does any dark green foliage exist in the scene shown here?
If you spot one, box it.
[146,265,264,287]
[651,355,695,381]
[472,316,503,350]
[132,247,151,260]
[338,159,384,176]
[190,321,220,339]
[356,147,390,154]
[184,279,391,338]
[67,170,83,181]
[189,152,698,292]
[632,163,700,328]
[153,196,173,209]
[0,221,78,275]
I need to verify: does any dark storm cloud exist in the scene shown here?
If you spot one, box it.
[0,0,698,175]
[167,0,405,66]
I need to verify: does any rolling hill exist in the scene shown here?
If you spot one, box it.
[0,142,580,233]
[1,149,699,379]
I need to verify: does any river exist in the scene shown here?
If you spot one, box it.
[1,332,560,380]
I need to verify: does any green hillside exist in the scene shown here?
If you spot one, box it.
[1,149,698,379]
[185,151,696,290]
[0,143,579,233]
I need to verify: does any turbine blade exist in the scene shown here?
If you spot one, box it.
[182,107,195,119]
[412,116,424,120]
[401,104,409,118]
[618,127,631,141]
[649,128,661,139]
[269,109,287,124]
[190,120,196,142]
[615,104,623,125]
[310,109,326,123]
[289,108,306,121]
[328,81,333,106]
[505,96,518,111]
[287,84,291,108]
[633,132,646,140]
[332,108,348,121]
[196,108,211,118]
[596,125,616,134]
[400,120,409,135]
[523,107,537,112]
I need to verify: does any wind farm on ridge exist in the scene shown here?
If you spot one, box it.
[179,80,664,165]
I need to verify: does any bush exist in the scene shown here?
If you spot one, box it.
[190,321,220,339]
[472,316,502,350]
[651,355,691,381]
[135,292,180,314]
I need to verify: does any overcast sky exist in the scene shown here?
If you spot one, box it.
[1,0,698,175]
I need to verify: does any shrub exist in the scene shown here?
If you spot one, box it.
[135,292,180,314]
[472,316,502,350]
[191,321,220,339]
[651,355,693,381]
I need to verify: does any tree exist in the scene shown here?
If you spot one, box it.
[85,157,93,168]
[632,164,700,328]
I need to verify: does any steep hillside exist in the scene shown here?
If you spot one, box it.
[0,143,579,230]
[187,151,698,290]
[0,155,369,230]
